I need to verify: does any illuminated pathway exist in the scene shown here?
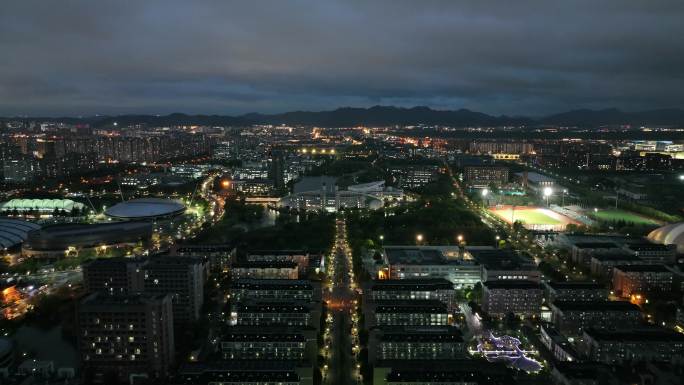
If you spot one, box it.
[323,218,361,385]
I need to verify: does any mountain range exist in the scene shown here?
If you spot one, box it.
[3,106,684,128]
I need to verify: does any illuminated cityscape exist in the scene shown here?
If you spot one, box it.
[1,1,684,385]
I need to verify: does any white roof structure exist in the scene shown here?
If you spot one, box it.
[0,218,41,250]
[348,180,385,193]
[0,199,85,213]
[648,222,684,253]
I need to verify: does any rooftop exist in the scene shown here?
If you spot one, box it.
[573,242,620,249]
[374,299,448,313]
[230,279,314,290]
[552,300,641,312]
[369,278,453,291]
[546,281,606,290]
[471,249,536,271]
[483,280,542,289]
[584,327,684,342]
[385,247,446,265]
[613,264,672,273]
[233,301,311,313]
[232,260,298,269]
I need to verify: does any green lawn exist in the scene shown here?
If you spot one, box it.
[491,208,563,225]
[592,209,658,225]
[514,210,563,225]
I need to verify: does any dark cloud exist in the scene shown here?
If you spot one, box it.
[1,0,683,116]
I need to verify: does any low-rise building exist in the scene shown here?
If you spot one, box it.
[578,327,684,364]
[612,264,677,297]
[381,246,480,288]
[368,326,465,364]
[482,280,543,317]
[229,279,320,302]
[368,300,450,328]
[544,281,608,303]
[230,260,299,280]
[589,253,643,278]
[246,250,312,275]
[463,166,509,187]
[550,362,614,385]
[624,243,677,264]
[220,327,315,362]
[539,323,580,362]
[176,361,312,385]
[366,279,456,311]
[550,301,642,337]
[470,248,540,283]
[570,242,624,266]
[229,301,320,329]
[373,359,514,385]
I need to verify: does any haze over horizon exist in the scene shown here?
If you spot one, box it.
[1,0,684,116]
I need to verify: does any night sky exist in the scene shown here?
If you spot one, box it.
[1,0,683,116]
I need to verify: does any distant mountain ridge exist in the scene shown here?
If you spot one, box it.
[3,106,684,128]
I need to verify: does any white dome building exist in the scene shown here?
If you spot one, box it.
[647,222,684,253]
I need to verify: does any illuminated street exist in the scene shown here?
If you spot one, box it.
[324,218,361,385]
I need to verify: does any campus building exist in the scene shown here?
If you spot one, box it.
[463,166,509,187]
[229,301,320,329]
[245,250,312,275]
[82,257,148,294]
[83,256,207,325]
[570,242,626,266]
[367,300,450,328]
[77,293,175,383]
[229,279,320,302]
[380,246,481,288]
[230,260,299,280]
[482,280,543,317]
[176,361,313,385]
[578,327,684,364]
[366,279,457,311]
[550,301,642,337]
[543,281,609,303]
[625,243,677,264]
[220,327,314,362]
[368,326,465,364]
[470,248,540,283]
[143,256,206,324]
[612,264,678,297]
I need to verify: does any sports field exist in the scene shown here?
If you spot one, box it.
[591,209,658,225]
[489,205,578,231]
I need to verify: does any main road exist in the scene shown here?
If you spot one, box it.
[324,218,358,385]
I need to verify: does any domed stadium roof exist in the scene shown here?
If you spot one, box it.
[0,218,41,250]
[647,222,684,253]
[105,198,186,220]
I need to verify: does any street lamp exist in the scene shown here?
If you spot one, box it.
[543,187,553,206]
[416,234,423,244]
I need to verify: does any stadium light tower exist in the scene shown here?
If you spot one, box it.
[543,187,553,207]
